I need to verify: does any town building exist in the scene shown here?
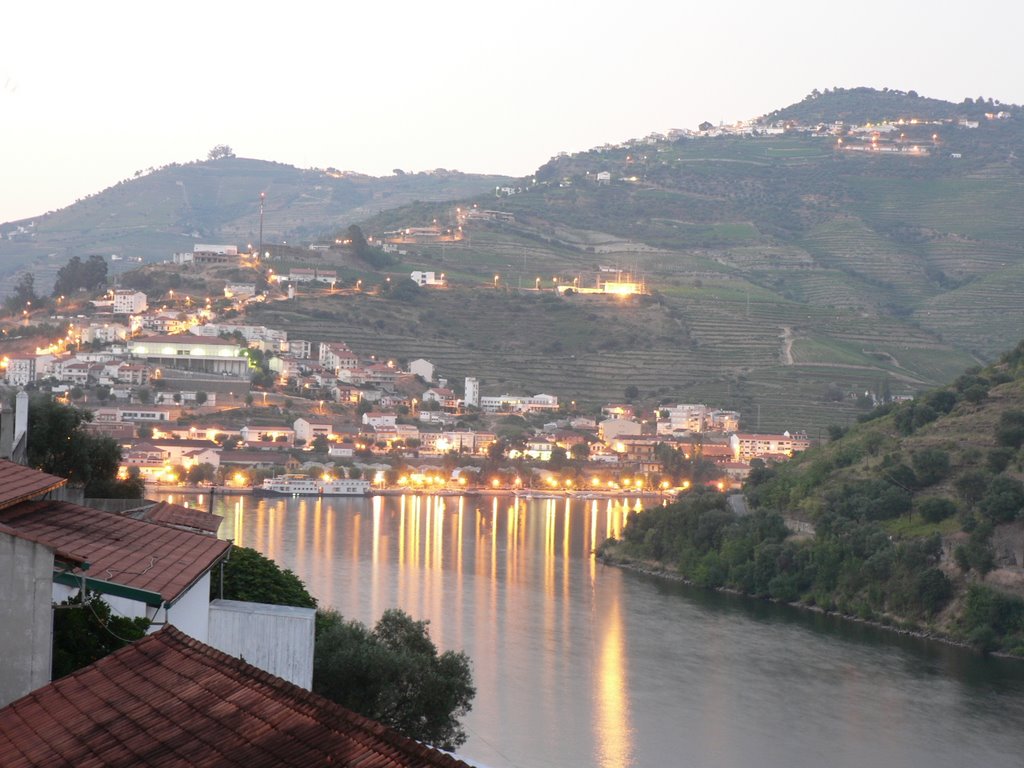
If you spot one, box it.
[410,271,446,287]
[464,377,480,408]
[479,393,559,414]
[730,431,812,462]
[112,289,148,315]
[128,334,247,376]
[409,358,435,382]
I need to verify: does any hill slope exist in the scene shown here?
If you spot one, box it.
[0,157,512,293]
[312,87,1024,429]
[600,340,1024,655]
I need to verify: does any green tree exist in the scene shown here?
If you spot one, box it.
[911,448,950,487]
[918,497,956,523]
[52,254,108,298]
[995,410,1024,449]
[978,477,1024,523]
[213,546,317,607]
[5,272,38,314]
[570,442,591,461]
[314,608,475,751]
[52,591,149,679]
[195,391,208,406]
[186,462,216,485]
[207,144,235,160]
[26,395,142,498]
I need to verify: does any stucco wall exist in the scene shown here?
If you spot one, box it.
[0,533,54,707]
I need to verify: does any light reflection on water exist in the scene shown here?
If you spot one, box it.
[191,492,1024,768]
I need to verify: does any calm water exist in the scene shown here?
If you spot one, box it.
[182,492,1024,768]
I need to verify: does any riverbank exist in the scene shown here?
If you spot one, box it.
[147,485,667,501]
[595,549,1007,657]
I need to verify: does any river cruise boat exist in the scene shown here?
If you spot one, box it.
[256,474,371,497]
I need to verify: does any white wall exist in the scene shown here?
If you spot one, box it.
[0,533,54,707]
[208,599,315,689]
[166,572,211,642]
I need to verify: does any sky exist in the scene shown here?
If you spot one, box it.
[2,0,1022,223]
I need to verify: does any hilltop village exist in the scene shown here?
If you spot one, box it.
[0,244,813,494]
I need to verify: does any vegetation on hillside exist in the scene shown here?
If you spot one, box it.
[600,340,1024,655]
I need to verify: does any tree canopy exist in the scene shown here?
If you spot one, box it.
[52,591,149,679]
[314,608,475,751]
[212,545,317,608]
[52,254,108,298]
[26,395,143,498]
[4,272,38,314]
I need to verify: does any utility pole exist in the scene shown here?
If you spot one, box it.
[258,192,265,259]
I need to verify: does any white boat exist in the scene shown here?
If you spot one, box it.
[256,474,371,497]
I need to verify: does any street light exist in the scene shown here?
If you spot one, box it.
[493,275,499,288]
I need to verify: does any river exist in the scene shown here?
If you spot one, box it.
[173,492,1024,768]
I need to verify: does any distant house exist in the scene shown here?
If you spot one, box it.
[409,358,435,382]
[362,411,397,429]
[293,418,331,444]
[112,289,147,315]
[410,271,446,287]
[422,386,460,412]
[599,418,642,442]
[730,431,811,461]
[595,171,611,185]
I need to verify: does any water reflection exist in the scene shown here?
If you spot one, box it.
[595,597,632,768]
[192,491,1024,768]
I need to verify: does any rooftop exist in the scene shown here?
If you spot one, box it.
[135,500,223,535]
[0,460,66,511]
[0,626,473,767]
[0,499,229,605]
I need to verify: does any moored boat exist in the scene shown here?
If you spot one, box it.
[255,474,371,496]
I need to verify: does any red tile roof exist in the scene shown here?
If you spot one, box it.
[0,522,88,567]
[0,626,475,768]
[0,460,66,511]
[0,499,229,605]
[137,501,223,535]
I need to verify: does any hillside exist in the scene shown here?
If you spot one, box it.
[9,87,1024,434]
[600,341,1024,655]
[0,157,512,294]
[301,87,1024,430]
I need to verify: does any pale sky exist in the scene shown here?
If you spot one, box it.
[2,0,1021,223]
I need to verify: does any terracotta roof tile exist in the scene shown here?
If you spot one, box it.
[0,460,66,511]
[0,500,229,604]
[139,501,222,535]
[0,627,475,767]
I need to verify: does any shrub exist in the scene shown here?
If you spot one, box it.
[996,410,1024,449]
[911,449,950,487]
[918,497,956,523]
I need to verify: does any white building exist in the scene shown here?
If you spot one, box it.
[112,290,148,315]
[409,358,435,382]
[464,377,480,408]
[81,322,129,344]
[479,393,559,414]
[3,358,35,386]
[410,271,445,287]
